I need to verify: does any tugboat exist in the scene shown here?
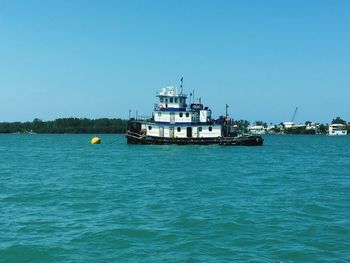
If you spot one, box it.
[126,80,263,146]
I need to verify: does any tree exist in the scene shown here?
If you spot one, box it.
[255,120,268,128]
[319,124,328,134]
[332,117,347,125]
[0,118,128,134]
[234,119,250,133]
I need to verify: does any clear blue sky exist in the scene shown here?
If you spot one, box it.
[0,0,349,124]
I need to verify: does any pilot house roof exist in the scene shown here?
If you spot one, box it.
[157,86,187,98]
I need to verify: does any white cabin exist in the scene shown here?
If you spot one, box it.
[143,87,221,139]
[328,124,347,136]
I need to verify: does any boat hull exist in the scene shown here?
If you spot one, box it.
[126,133,263,146]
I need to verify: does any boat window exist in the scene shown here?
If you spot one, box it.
[160,98,164,103]
[199,127,202,132]
[180,98,182,103]
[158,112,161,117]
[179,113,183,117]
[170,98,173,103]
[177,127,181,132]
[165,99,168,103]
[186,113,189,117]
[209,126,212,132]
[175,98,178,103]
[148,126,152,130]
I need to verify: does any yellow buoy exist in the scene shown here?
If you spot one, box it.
[91,137,101,144]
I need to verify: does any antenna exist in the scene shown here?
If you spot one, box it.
[180,77,183,94]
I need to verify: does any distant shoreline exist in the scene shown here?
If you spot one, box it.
[2,132,126,135]
[2,133,349,136]
[0,118,127,134]
[0,117,349,135]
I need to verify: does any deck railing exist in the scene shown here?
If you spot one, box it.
[130,116,152,123]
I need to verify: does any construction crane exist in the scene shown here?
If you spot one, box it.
[291,107,298,123]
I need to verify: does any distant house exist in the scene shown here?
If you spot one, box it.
[328,124,347,136]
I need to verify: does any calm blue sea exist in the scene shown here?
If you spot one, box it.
[0,134,349,262]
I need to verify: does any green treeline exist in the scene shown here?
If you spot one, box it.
[0,116,349,135]
[0,118,127,134]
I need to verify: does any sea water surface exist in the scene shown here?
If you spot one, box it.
[0,134,349,262]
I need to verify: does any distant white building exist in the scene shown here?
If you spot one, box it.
[248,125,266,135]
[328,124,347,136]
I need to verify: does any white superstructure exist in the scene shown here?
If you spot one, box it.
[328,124,347,136]
[140,86,222,139]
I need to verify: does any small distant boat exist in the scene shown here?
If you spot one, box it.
[328,124,347,136]
[126,80,263,146]
[248,125,266,135]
